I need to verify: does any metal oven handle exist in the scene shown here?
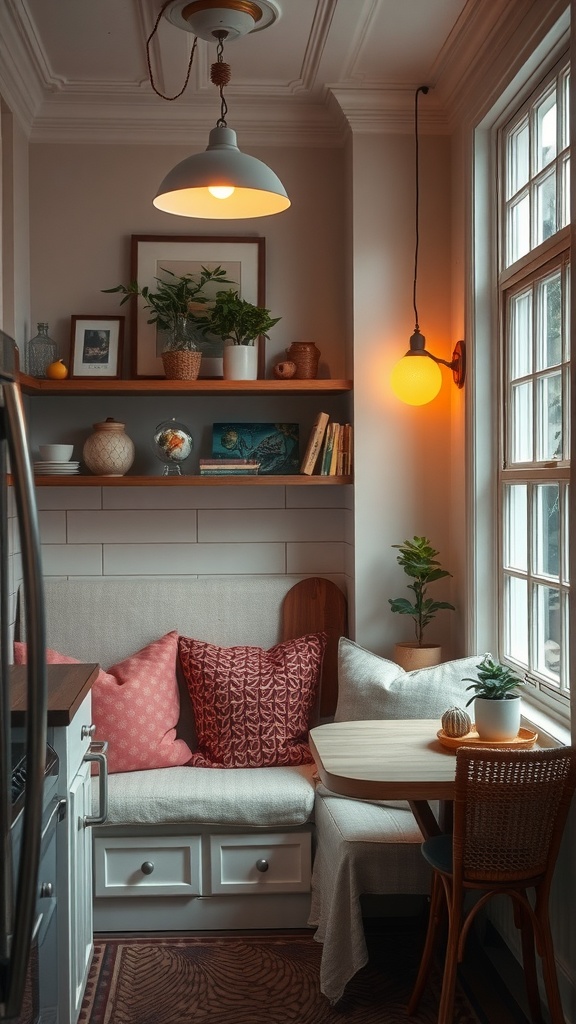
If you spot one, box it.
[83,742,108,826]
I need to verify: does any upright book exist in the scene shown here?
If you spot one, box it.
[300,411,329,475]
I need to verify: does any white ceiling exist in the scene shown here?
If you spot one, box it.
[0,0,506,144]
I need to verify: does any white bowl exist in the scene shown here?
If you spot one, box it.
[39,444,74,462]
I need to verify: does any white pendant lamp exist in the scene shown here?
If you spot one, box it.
[149,1,290,219]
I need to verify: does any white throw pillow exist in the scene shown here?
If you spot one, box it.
[335,637,479,722]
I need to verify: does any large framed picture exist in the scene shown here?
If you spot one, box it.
[130,235,265,379]
[69,316,124,379]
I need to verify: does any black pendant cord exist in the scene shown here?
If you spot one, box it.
[412,85,429,333]
[146,0,197,101]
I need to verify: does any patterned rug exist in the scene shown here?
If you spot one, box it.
[78,925,527,1024]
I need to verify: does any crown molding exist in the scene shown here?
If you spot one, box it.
[329,87,450,134]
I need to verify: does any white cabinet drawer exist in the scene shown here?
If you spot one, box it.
[209,833,311,895]
[94,836,202,898]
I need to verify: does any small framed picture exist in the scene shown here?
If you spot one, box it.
[69,316,124,379]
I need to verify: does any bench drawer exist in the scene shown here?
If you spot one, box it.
[209,833,311,895]
[94,836,202,897]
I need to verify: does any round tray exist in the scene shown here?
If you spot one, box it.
[436,726,538,751]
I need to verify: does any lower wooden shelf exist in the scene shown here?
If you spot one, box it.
[29,474,353,487]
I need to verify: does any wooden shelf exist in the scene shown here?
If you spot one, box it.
[19,373,352,397]
[30,474,352,487]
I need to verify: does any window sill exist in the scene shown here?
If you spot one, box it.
[520,700,571,747]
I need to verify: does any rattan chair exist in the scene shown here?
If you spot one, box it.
[408,745,576,1024]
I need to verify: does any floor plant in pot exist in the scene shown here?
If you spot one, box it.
[464,653,526,741]
[103,266,231,379]
[197,289,281,380]
[388,535,455,670]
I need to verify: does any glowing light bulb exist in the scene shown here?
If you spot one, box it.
[208,185,235,200]
[390,353,442,406]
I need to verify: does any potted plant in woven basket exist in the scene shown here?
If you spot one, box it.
[388,535,455,671]
[103,266,231,380]
[196,289,281,380]
[464,653,526,741]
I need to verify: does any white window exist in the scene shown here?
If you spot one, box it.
[498,58,570,714]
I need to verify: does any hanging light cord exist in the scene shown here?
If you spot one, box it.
[211,33,231,127]
[412,85,429,332]
[146,0,197,101]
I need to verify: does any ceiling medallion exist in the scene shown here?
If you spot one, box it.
[163,0,282,41]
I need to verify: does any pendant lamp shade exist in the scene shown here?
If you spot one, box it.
[391,351,443,406]
[153,126,290,219]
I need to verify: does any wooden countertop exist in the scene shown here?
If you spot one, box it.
[11,663,100,727]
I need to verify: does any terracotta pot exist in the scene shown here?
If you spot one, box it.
[392,642,443,672]
[82,417,135,477]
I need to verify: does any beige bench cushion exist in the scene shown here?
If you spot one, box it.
[94,763,317,827]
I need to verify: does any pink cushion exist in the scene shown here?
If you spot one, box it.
[14,633,192,774]
[178,632,326,768]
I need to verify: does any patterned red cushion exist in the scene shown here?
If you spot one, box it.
[178,632,327,768]
[14,633,192,774]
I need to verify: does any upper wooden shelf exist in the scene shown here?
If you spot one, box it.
[18,373,352,397]
[30,474,352,487]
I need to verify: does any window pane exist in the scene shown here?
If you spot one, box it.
[510,382,533,462]
[561,154,570,227]
[535,169,556,244]
[504,484,527,571]
[537,372,562,460]
[509,290,532,378]
[534,484,559,577]
[535,86,557,171]
[508,193,530,264]
[507,117,529,197]
[536,271,561,369]
[563,593,570,693]
[504,575,528,665]
[561,70,569,150]
[534,583,561,681]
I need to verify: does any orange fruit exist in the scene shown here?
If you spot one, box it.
[46,359,69,380]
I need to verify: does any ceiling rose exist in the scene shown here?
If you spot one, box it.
[163,0,282,42]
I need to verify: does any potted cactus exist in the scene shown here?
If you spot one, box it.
[388,536,455,670]
[464,653,526,740]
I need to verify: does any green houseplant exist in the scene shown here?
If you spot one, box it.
[103,266,232,378]
[463,653,525,741]
[196,288,281,380]
[388,535,455,670]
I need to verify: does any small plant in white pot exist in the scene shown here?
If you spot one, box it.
[197,289,281,380]
[464,653,526,741]
[388,536,455,670]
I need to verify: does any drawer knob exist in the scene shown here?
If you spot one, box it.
[256,858,269,873]
[81,724,96,739]
[39,882,53,899]
[141,861,155,875]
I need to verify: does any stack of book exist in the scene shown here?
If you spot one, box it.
[199,459,261,476]
[299,413,353,476]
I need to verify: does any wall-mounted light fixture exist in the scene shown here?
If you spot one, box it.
[390,86,466,405]
[147,1,290,219]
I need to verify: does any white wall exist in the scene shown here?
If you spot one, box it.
[349,130,456,657]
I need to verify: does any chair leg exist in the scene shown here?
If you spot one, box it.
[407,872,444,1015]
[437,882,464,1024]
[534,898,566,1024]
[514,896,545,1024]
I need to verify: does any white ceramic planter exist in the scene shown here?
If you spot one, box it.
[223,344,258,380]
[473,695,521,741]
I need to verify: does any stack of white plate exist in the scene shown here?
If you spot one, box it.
[34,461,80,476]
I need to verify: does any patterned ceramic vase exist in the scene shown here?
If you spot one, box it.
[83,417,135,477]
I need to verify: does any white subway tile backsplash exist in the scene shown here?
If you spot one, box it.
[41,545,103,576]
[103,543,285,575]
[35,487,102,510]
[286,485,351,509]
[104,486,286,510]
[67,509,197,543]
[198,508,345,543]
[38,511,67,544]
[287,543,346,574]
